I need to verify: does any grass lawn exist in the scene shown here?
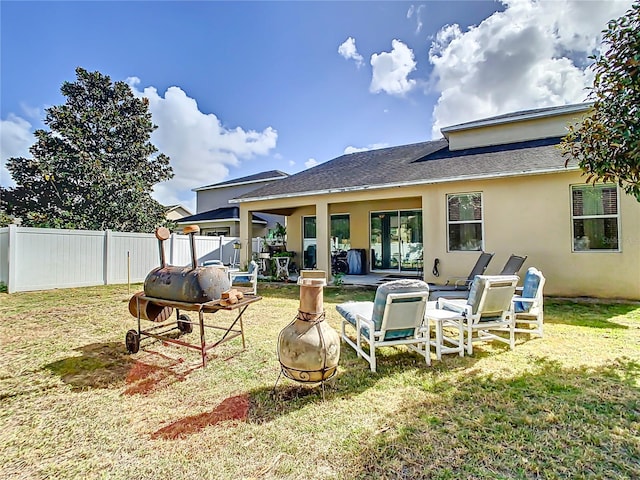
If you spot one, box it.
[1,284,639,479]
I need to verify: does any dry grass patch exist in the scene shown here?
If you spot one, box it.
[1,284,639,479]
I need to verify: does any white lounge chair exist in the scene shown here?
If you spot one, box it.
[336,280,430,372]
[437,275,518,355]
[229,260,258,295]
[512,267,545,338]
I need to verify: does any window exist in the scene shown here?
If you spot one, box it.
[205,228,230,236]
[447,193,483,251]
[571,184,619,251]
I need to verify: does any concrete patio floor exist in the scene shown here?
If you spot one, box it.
[268,272,423,288]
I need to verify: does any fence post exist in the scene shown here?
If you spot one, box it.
[104,229,111,285]
[7,224,17,293]
[169,232,176,265]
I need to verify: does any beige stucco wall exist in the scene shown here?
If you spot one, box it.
[240,171,640,300]
[447,110,586,151]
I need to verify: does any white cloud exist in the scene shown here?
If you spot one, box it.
[428,0,634,138]
[344,143,389,155]
[288,160,295,167]
[0,114,34,189]
[305,158,318,169]
[407,4,425,34]
[338,37,364,68]
[127,77,278,207]
[1,80,279,210]
[370,39,417,96]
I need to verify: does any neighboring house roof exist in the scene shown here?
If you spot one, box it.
[165,204,193,216]
[231,136,576,203]
[176,206,267,224]
[193,170,289,192]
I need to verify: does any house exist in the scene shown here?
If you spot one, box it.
[230,103,640,300]
[177,170,288,237]
[165,204,193,222]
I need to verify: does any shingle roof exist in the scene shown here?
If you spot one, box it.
[193,170,289,191]
[233,137,574,201]
[176,207,267,224]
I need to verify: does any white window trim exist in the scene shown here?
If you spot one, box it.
[570,184,621,253]
[446,192,485,252]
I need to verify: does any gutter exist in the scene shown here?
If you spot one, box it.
[229,165,580,204]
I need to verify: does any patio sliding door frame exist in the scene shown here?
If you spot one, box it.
[369,208,423,274]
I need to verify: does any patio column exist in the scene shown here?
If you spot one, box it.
[422,192,437,282]
[239,206,252,266]
[315,200,330,277]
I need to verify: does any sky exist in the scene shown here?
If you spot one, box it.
[0,0,634,213]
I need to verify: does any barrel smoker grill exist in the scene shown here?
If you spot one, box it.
[125,225,259,367]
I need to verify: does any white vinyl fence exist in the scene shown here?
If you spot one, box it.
[0,225,261,293]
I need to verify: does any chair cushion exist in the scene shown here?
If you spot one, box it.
[466,275,518,315]
[247,261,257,274]
[373,280,429,339]
[514,268,541,313]
[466,276,483,314]
[233,275,253,284]
[336,301,374,337]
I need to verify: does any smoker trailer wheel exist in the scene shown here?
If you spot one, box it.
[125,329,140,354]
[177,314,193,334]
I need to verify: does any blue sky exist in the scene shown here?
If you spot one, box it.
[1,0,633,213]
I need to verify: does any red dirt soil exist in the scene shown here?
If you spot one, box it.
[151,394,249,440]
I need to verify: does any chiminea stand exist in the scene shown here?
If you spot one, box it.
[126,293,261,368]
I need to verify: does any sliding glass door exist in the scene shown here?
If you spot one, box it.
[370,210,422,272]
[302,214,352,269]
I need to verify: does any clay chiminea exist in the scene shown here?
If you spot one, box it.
[276,270,340,390]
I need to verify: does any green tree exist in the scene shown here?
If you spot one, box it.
[560,2,640,201]
[1,67,173,231]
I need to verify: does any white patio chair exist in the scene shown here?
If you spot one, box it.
[512,267,546,338]
[229,260,258,295]
[336,280,430,372]
[437,275,518,355]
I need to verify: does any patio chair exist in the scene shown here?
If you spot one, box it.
[437,275,518,355]
[512,267,546,338]
[336,279,430,372]
[229,260,258,295]
[499,254,527,275]
[428,252,495,301]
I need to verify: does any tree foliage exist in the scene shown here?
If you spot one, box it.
[1,67,173,231]
[560,2,640,201]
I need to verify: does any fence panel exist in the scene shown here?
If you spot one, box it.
[195,236,224,265]
[14,227,105,292]
[0,226,260,293]
[108,231,158,284]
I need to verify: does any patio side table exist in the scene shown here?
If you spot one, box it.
[423,304,465,360]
